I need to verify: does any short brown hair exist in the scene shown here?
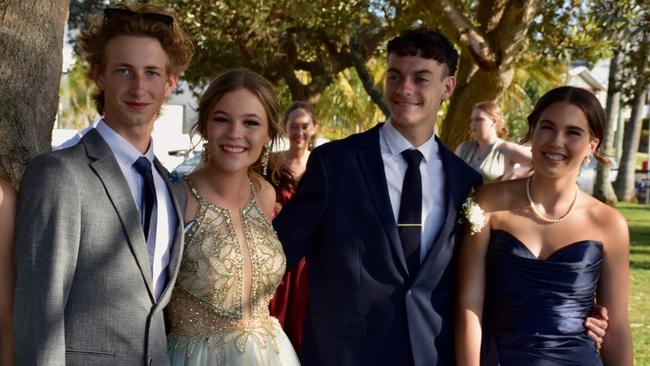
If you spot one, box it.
[80,2,193,115]
[473,101,508,138]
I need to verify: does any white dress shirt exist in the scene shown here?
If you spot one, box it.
[379,119,447,262]
[96,120,178,301]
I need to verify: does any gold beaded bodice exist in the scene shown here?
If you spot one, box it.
[167,177,286,348]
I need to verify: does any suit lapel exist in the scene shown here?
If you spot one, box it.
[414,140,465,286]
[357,124,409,275]
[83,129,155,302]
[152,158,184,304]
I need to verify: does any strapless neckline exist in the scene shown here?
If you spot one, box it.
[491,229,602,262]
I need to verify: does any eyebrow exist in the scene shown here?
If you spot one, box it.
[538,119,587,132]
[111,63,164,70]
[213,111,262,119]
[387,68,434,75]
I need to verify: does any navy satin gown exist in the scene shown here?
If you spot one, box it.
[481,230,603,366]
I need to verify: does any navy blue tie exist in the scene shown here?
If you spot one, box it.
[398,149,423,276]
[133,157,156,241]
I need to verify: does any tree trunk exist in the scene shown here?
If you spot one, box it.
[614,86,647,202]
[440,65,514,148]
[614,30,649,202]
[431,0,541,149]
[593,50,623,204]
[0,0,69,186]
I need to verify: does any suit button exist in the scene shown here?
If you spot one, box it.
[406,290,412,295]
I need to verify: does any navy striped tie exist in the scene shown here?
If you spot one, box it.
[133,157,156,241]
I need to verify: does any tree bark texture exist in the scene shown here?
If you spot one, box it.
[614,87,647,202]
[0,0,69,186]
[433,0,542,149]
[614,30,649,202]
[594,50,623,204]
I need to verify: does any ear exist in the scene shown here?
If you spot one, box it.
[441,75,456,100]
[92,64,105,91]
[165,73,178,97]
[589,137,600,155]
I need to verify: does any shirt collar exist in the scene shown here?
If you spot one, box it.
[383,118,438,162]
[95,119,155,166]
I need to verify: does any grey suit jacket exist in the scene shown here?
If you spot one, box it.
[14,129,186,366]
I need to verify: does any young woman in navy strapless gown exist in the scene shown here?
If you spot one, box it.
[457,87,633,366]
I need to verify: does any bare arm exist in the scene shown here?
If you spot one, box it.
[0,180,16,366]
[255,177,277,222]
[500,142,532,180]
[598,209,633,365]
[456,189,492,366]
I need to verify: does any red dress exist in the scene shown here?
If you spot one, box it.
[270,171,308,353]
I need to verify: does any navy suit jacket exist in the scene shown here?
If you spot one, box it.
[273,124,482,366]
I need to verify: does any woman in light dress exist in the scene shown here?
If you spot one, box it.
[455,101,532,182]
[166,68,300,366]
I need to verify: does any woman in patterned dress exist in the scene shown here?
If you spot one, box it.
[166,68,300,366]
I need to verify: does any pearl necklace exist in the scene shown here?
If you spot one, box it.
[526,176,579,224]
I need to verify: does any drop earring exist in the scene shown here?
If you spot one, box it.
[262,143,270,176]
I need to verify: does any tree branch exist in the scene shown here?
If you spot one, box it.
[429,0,498,70]
[350,36,390,117]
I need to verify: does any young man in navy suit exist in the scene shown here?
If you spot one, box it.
[274,29,478,365]
[273,29,607,366]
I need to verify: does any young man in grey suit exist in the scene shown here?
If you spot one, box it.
[13,3,193,365]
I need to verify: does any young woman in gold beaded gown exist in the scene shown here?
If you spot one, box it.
[166,69,300,365]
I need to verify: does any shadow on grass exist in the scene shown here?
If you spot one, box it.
[630,260,650,270]
[618,204,650,211]
[631,249,650,256]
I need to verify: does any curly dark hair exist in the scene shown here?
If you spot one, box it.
[386,28,459,77]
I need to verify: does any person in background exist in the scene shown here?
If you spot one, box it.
[165,68,299,366]
[13,3,192,364]
[269,101,319,353]
[457,86,632,365]
[0,178,16,366]
[455,101,532,182]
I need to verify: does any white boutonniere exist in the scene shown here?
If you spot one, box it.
[459,188,485,235]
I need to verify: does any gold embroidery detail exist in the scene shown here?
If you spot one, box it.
[167,177,286,361]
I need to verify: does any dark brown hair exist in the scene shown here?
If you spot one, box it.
[523,86,606,163]
[80,2,193,115]
[386,28,459,77]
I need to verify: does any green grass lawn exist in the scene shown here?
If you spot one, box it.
[619,202,650,364]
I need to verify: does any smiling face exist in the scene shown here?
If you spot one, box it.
[205,88,270,174]
[531,101,599,178]
[470,108,496,141]
[93,35,177,135]
[285,108,317,151]
[384,53,455,145]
